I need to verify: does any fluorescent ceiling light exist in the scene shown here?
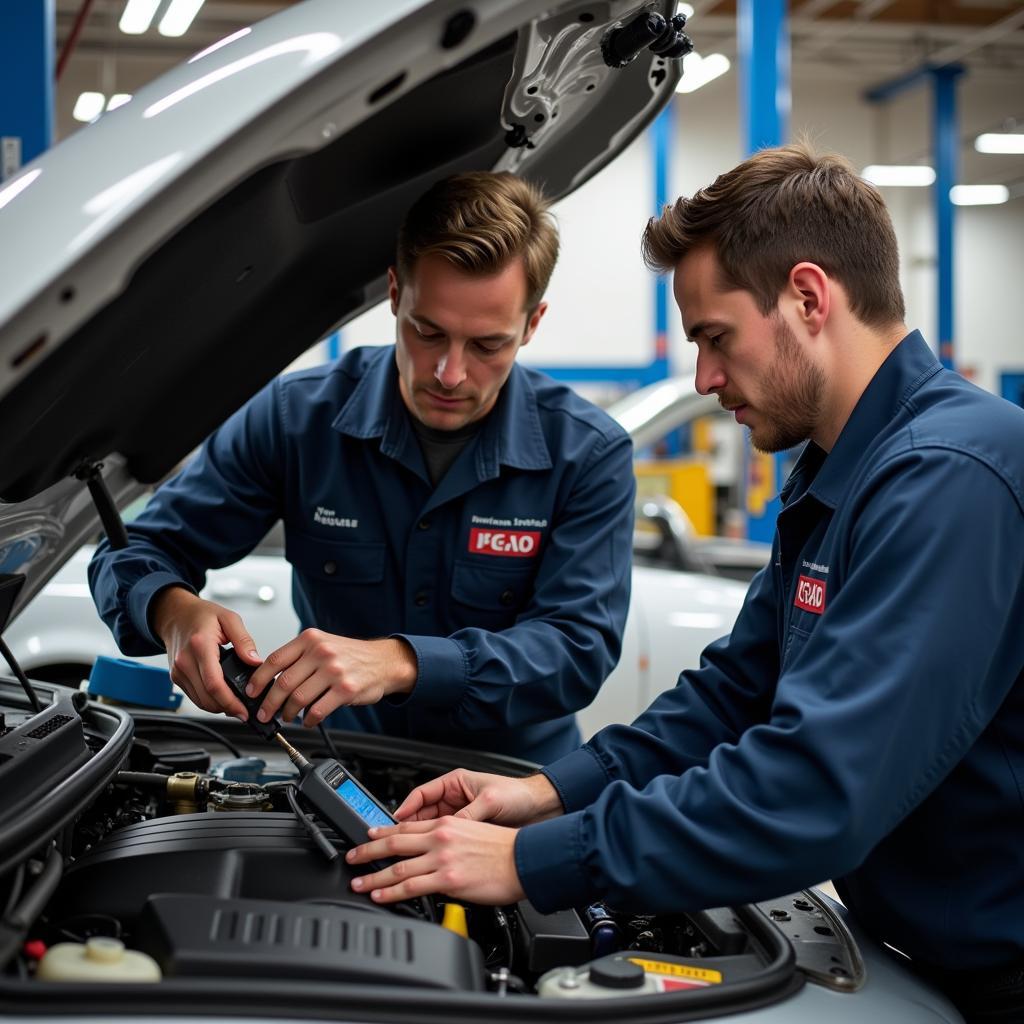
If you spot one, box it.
[106,93,132,111]
[159,0,206,37]
[73,91,106,122]
[975,132,1024,154]
[118,0,160,35]
[950,184,1009,206]
[862,165,936,187]
[675,52,730,94]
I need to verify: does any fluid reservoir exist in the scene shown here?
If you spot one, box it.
[37,937,161,982]
[538,956,659,998]
[538,953,725,999]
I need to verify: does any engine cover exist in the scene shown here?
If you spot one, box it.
[57,812,381,923]
[57,812,483,991]
[137,893,484,991]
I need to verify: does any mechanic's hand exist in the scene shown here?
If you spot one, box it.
[244,629,417,727]
[394,769,564,826]
[151,585,259,719]
[346,818,526,906]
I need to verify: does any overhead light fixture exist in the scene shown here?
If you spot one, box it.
[158,0,206,38]
[118,0,160,35]
[974,132,1024,155]
[72,91,106,123]
[106,93,133,111]
[676,3,695,18]
[862,165,936,187]
[950,184,1010,206]
[675,52,730,94]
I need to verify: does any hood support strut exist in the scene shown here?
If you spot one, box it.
[74,462,129,551]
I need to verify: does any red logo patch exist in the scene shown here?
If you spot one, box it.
[468,528,540,557]
[794,574,826,614]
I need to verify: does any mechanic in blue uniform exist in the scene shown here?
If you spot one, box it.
[88,172,635,765]
[348,145,1024,1022]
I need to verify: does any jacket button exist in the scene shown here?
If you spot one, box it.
[414,591,429,607]
[499,589,515,607]
[323,561,337,575]
[417,519,431,531]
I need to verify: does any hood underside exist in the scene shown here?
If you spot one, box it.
[0,0,683,610]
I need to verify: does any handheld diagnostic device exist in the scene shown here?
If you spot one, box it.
[295,757,396,846]
[219,647,279,741]
[218,645,396,853]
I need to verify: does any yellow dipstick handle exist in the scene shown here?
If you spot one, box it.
[441,902,469,938]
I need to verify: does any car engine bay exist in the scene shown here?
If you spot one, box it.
[0,676,868,1022]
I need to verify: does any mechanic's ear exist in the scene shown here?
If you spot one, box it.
[787,262,830,336]
[521,301,548,347]
[387,266,400,315]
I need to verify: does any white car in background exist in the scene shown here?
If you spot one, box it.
[6,369,769,738]
[6,494,756,739]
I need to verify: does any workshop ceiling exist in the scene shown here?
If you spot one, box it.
[52,0,1024,188]
[55,0,1024,71]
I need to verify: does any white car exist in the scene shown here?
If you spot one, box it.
[0,0,962,1020]
[4,511,751,739]
[6,379,769,737]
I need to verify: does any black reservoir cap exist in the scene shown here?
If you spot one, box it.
[589,956,646,989]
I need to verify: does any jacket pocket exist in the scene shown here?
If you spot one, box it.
[284,530,389,635]
[450,559,535,627]
[782,624,811,671]
[285,530,385,585]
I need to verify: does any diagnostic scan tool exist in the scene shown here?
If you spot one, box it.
[218,645,395,854]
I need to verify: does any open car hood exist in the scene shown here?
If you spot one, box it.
[0,0,684,614]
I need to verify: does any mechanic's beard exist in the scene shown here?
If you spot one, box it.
[748,319,826,454]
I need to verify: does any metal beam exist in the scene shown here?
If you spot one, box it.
[798,0,899,56]
[0,0,55,179]
[927,6,1024,67]
[933,66,963,370]
[738,0,790,543]
[739,0,789,153]
[865,61,965,370]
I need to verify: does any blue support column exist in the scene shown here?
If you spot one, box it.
[0,0,55,180]
[651,104,679,453]
[738,0,789,543]
[738,0,790,153]
[865,64,963,371]
[932,66,962,370]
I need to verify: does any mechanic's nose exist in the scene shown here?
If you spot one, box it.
[435,344,468,390]
[694,350,726,396]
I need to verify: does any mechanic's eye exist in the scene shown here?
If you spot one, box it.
[414,326,444,341]
[474,341,505,355]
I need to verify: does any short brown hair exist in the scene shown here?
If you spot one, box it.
[396,171,559,310]
[642,141,905,328]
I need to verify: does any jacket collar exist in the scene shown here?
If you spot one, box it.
[782,330,941,508]
[332,346,552,485]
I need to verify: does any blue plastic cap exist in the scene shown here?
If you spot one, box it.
[86,656,183,710]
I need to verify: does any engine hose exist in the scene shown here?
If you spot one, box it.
[0,845,63,969]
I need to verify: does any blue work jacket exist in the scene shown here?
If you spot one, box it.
[88,346,635,763]
[516,331,1024,970]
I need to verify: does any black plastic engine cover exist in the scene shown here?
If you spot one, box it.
[137,893,484,991]
[57,812,380,924]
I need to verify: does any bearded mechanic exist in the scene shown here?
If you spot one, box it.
[347,144,1024,1023]
[88,172,635,764]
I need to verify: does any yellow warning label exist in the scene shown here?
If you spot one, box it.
[627,958,723,984]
